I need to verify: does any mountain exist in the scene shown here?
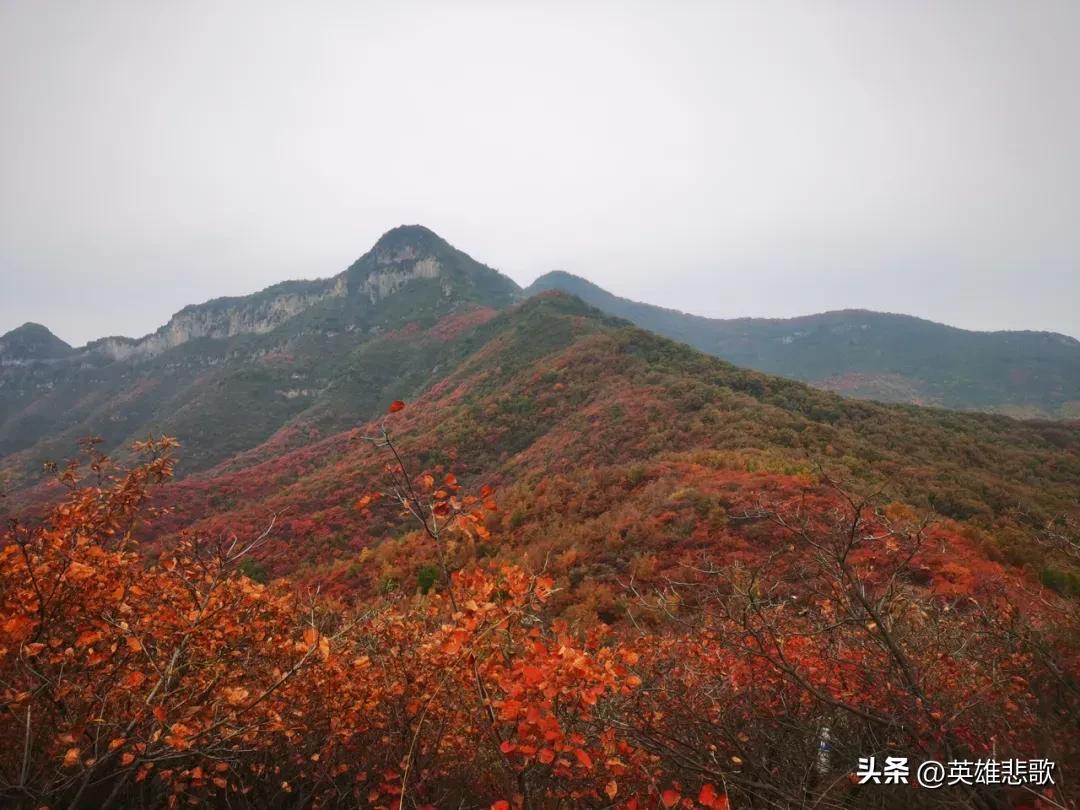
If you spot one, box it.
[113,289,1076,606]
[0,225,520,487]
[0,322,74,362]
[526,271,1080,418]
[3,231,1078,808]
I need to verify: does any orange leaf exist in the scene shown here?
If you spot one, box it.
[492,802,510,810]
[121,753,136,766]
[388,400,406,413]
[63,748,81,768]
[573,748,593,770]
[303,627,319,646]
[223,686,250,706]
[122,671,147,688]
[538,748,555,764]
[164,735,190,751]
[606,780,618,799]
[75,629,102,648]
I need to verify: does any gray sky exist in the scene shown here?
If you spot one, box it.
[2,0,1078,346]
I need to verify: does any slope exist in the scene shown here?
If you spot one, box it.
[526,270,1080,418]
[0,226,521,491]
[153,293,1080,601]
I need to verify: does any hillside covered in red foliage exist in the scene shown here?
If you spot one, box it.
[1,237,1078,809]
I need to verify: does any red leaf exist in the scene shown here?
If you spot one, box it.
[661,789,681,808]
[521,665,544,686]
[388,400,406,413]
[492,802,510,810]
[698,783,721,808]
[573,748,593,770]
[121,671,147,688]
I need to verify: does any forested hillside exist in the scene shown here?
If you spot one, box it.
[527,271,1080,418]
[1,230,1077,809]
[0,226,519,489]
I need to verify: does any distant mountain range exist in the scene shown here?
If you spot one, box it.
[2,225,1079,502]
[525,271,1080,419]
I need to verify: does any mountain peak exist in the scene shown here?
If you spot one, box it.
[0,322,73,360]
[371,224,450,256]
[343,225,521,308]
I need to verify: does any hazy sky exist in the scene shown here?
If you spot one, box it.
[2,0,1078,346]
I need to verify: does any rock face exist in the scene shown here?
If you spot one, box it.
[355,256,443,304]
[89,277,351,362]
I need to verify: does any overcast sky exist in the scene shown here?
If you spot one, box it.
[2,0,1078,346]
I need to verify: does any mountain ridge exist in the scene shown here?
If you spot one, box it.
[529,270,1080,340]
[3,224,1079,499]
[525,270,1080,417]
[0,225,521,365]
[0,226,520,484]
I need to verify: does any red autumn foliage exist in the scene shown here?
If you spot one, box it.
[0,435,1075,808]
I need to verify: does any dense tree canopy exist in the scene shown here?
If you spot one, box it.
[1,422,1074,808]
